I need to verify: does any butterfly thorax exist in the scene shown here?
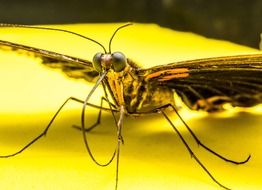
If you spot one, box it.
[105,65,175,115]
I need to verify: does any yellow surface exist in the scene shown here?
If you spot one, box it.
[0,23,261,190]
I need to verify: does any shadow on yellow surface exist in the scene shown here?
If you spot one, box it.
[0,23,261,190]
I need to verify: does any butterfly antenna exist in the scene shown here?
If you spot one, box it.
[108,23,133,53]
[0,23,107,53]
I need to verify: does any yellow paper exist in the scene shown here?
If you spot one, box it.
[0,23,261,190]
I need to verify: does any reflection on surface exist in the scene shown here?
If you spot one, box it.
[0,106,261,190]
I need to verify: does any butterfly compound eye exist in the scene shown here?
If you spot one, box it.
[112,52,127,72]
[92,52,103,72]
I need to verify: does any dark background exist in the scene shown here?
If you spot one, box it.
[0,0,261,48]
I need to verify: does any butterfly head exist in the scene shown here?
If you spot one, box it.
[92,52,127,73]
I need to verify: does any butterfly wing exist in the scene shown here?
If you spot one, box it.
[142,54,262,111]
[0,40,99,82]
[1,39,261,111]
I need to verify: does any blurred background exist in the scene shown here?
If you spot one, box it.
[0,0,261,48]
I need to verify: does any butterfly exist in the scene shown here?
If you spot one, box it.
[0,23,261,190]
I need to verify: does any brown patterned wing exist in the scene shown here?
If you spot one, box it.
[142,54,262,112]
[0,39,99,82]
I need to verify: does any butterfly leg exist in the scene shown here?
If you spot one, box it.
[72,96,117,132]
[114,105,124,190]
[159,108,230,190]
[163,103,250,164]
[75,76,123,190]
[0,96,103,158]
